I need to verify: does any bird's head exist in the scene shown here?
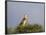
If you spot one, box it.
[24,15,28,20]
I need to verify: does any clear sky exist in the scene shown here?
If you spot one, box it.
[7,2,44,28]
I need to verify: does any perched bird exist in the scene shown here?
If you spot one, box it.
[20,15,29,26]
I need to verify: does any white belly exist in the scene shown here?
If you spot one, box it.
[23,20,27,26]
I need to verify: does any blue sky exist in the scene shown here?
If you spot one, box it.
[7,2,44,28]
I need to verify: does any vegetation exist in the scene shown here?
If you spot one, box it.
[7,23,44,34]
